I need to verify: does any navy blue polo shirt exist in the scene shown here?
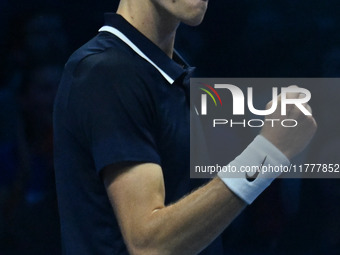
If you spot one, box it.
[54,13,223,254]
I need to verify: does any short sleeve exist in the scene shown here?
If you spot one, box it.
[69,50,161,173]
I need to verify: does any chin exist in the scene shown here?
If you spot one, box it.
[181,13,206,26]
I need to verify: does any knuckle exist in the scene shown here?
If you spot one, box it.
[307,117,317,131]
[265,101,272,109]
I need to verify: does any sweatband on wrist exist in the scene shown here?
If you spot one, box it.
[218,135,290,204]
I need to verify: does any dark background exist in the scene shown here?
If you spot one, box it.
[0,0,339,254]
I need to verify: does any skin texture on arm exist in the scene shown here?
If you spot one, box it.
[102,87,317,255]
[103,163,246,255]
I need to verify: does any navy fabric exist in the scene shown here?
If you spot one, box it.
[54,13,223,254]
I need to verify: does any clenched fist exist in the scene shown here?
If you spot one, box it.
[260,85,317,160]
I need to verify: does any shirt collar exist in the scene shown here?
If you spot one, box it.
[99,13,190,84]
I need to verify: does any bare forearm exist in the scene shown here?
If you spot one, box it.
[131,178,245,255]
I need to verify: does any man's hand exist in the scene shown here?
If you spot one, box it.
[260,85,317,160]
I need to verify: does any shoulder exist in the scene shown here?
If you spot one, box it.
[76,46,138,81]
[63,32,142,83]
[70,47,145,99]
[66,42,153,108]
[58,33,156,112]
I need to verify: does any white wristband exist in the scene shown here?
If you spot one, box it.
[218,135,290,204]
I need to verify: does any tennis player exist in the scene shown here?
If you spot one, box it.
[53,0,317,254]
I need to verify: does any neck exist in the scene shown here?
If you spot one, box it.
[117,0,179,58]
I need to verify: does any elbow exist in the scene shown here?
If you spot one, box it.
[128,247,165,255]
[127,242,166,255]
[123,212,194,255]
[127,238,194,255]
[126,230,178,255]
[126,235,168,255]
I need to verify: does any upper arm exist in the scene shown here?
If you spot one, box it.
[72,53,166,252]
[102,162,166,253]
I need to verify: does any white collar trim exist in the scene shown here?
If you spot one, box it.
[99,25,174,84]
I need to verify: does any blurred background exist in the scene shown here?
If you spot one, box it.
[0,0,339,254]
